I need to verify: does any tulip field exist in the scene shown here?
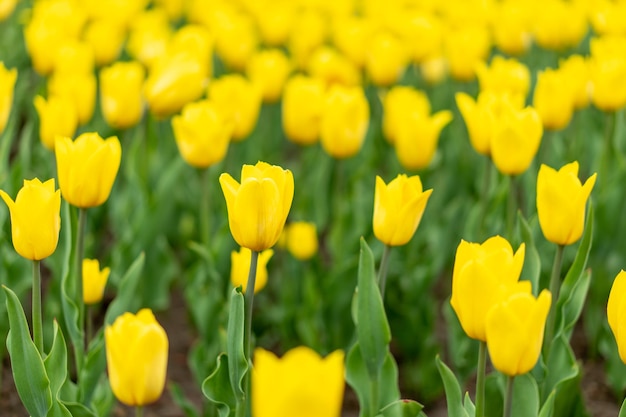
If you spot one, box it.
[3,0,626,416]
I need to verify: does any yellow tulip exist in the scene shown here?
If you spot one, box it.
[536,161,596,246]
[559,54,590,110]
[85,0,148,29]
[172,100,232,169]
[486,290,552,376]
[365,31,408,87]
[532,0,587,51]
[48,72,97,126]
[382,86,431,145]
[491,2,532,56]
[55,132,122,208]
[126,9,172,68]
[253,347,345,417]
[288,9,328,69]
[285,222,318,260]
[450,236,528,341]
[207,74,262,142]
[395,10,443,63]
[53,39,95,75]
[590,1,626,36]
[0,0,17,21]
[100,61,146,129]
[247,48,292,103]
[83,259,110,304]
[282,75,326,146]
[475,56,530,99]
[34,95,78,150]
[0,62,17,135]
[395,110,453,171]
[213,9,258,72]
[608,270,626,363]
[83,20,126,66]
[153,0,184,21]
[320,85,369,159]
[105,309,168,407]
[589,53,626,112]
[420,56,448,85]
[0,178,61,260]
[254,2,295,46]
[333,16,375,68]
[444,25,491,82]
[220,162,294,252]
[231,247,273,294]
[373,174,433,247]
[532,69,575,131]
[306,46,361,88]
[167,25,213,72]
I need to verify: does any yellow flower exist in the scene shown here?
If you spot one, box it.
[450,236,527,341]
[333,16,376,68]
[34,95,78,150]
[282,75,326,146]
[285,222,318,260]
[382,86,431,145]
[0,178,61,260]
[100,61,146,129]
[306,46,361,88]
[48,72,97,126]
[84,19,126,66]
[0,62,17,135]
[207,74,262,142]
[444,25,491,82]
[491,2,532,56]
[219,162,294,252]
[153,0,184,21]
[247,49,292,103]
[590,1,626,36]
[420,56,448,85]
[83,258,110,304]
[559,54,591,110]
[172,100,231,169]
[55,132,122,208]
[373,174,433,247]
[608,270,626,363]
[105,309,168,407]
[532,0,587,51]
[486,290,552,376]
[53,39,95,75]
[365,31,408,87]
[475,56,531,99]
[253,2,295,46]
[589,53,626,112]
[288,9,328,69]
[395,10,443,63]
[536,161,596,246]
[85,0,148,29]
[395,110,453,171]
[230,247,273,294]
[213,9,258,72]
[253,347,345,417]
[532,69,575,131]
[126,9,172,68]
[320,85,369,159]
[0,0,17,21]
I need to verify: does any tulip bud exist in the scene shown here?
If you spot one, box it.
[395,110,453,170]
[282,75,326,146]
[382,86,431,145]
[34,95,78,150]
[0,178,61,260]
[247,48,291,103]
[475,56,530,99]
[83,259,110,304]
[48,72,97,126]
[284,222,318,260]
[0,62,17,135]
[105,309,168,407]
[608,270,626,363]
[231,247,273,294]
[533,68,575,131]
[100,61,146,129]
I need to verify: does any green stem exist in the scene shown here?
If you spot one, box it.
[544,244,564,357]
[600,110,617,196]
[135,405,143,417]
[478,156,492,238]
[475,341,487,417]
[75,208,87,372]
[86,305,93,345]
[506,175,516,240]
[377,245,392,301]
[369,376,380,417]
[503,376,515,417]
[243,250,259,416]
[200,168,211,248]
[32,260,43,354]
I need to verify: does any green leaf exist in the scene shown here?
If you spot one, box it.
[226,287,247,401]
[463,392,476,417]
[60,202,82,357]
[78,329,107,405]
[435,356,469,417]
[61,402,97,417]
[377,399,425,417]
[105,252,145,324]
[3,286,53,417]
[517,212,541,295]
[356,238,391,379]
[202,354,236,417]
[541,334,580,402]
[557,269,591,341]
[511,374,539,417]
[620,397,626,417]
[538,391,555,417]
[44,321,68,401]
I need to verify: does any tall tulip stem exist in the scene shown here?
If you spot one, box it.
[377,245,391,301]
[479,156,492,237]
[544,244,564,357]
[75,208,87,370]
[135,406,143,417]
[32,260,43,354]
[200,168,211,249]
[243,250,259,412]
[506,175,517,240]
[475,341,487,417]
[503,376,515,417]
[600,110,618,196]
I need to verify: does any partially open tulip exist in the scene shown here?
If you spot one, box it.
[373,174,433,247]
[536,161,596,245]
[475,56,531,99]
[83,259,110,304]
[55,132,122,208]
[533,69,575,131]
[100,61,146,129]
[48,72,97,126]
[608,270,626,363]
[486,290,551,376]
[395,110,453,170]
[105,309,168,407]
[284,222,318,260]
[451,236,528,341]
[253,347,345,417]
[172,100,232,168]
[0,62,17,135]
[0,179,61,260]
[247,48,291,103]
[231,247,273,293]
[220,162,294,252]
[382,86,431,145]
[282,75,326,146]
[34,95,78,150]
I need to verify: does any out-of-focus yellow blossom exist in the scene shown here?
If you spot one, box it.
[365,31,408,87]
[213,9,258,71]
[247,48,291,103]
[491,103,543,175]
[289,9,328,69]
[0,0,17,21]
[207,74,262,142]
[374,174,433,247]
[282,75,326,146]
[254,2,296,46]
[100,61,145,130]
[608,270,626,363]
[220,161,294,252]
[306,46,361,87]
[48,72,96,126]
[475,56,530,99]
[590,1,626,36]
[105,309,168,407]
[34,95,78,150]
[24,19,70,75]
[231,247,273,293]
[0,178,61,261]
[84,0,148,29]
[167,25,213,71]
[533,69,575,131]
[55,132,122,208]
[83,258,110,304]
[420,56,448,84]
[486,290,551,376]
[395,110,453,170]
[253,347,345,417]
[153,0,184,21]
[438,0,493,28]
[395,10,443,63]
[172,100,231,168]
[320,85,369,159]
[532,0,588,51]
[559,54,590,110]
[536,161,596,246]
[589,37,626,112]
[0,62,17,135]
[451,236,528,341]
[284,222,318,260]
[53,39,95,75]
[491,1,532,55]
[83,20,126,67]
[126,9,172,68]
[382,86,431,144]
[333,16,375,68]
[444,25,491,82]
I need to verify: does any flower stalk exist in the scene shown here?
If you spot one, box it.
[377,245,391,300]
[475,341,487,417]
[32,260,43,353]
[544,244,564,356]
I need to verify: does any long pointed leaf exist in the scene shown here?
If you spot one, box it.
[435,356,469,417]
[104,252,145,324]
[226,287,247,400]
